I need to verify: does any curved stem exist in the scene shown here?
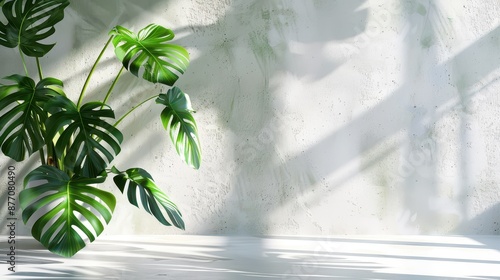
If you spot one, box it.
[77,35,114,108]
[101,67,124,107]
[114,95,158,127]
[19,46,29,77]
[36,57,43,80]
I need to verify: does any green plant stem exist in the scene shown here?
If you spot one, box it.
[77,35,113,108]
[46,137,58,168]
[102,67,124,107]
[38,114,47,165]
[114,95,158,127]
[36,57,44,80]
[19,46,29,77]
[39,148,46,165]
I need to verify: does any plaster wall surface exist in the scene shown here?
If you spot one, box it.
[1,0,500,237]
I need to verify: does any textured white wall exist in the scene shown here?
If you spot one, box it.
[1,0,500,237]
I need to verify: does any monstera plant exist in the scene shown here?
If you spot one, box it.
[0,0,201,257]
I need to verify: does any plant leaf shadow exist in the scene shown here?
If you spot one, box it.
[3,235,500,279]
[212,6,500,236]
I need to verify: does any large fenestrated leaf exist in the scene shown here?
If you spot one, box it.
[0,0,70,57]
[111,166,184,230]
[156,87,201,169]
[0,75,64,161]
[20,165,116,257]
[45,96,123,178]
[110,24,189,86]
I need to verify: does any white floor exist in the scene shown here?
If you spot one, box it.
[2,235,500,279]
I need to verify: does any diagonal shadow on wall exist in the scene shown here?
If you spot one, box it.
[263,3,500,234]
[193,0,500,235]
[168,0,371,235]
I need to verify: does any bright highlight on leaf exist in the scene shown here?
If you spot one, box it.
[110,24,190,86]
[20,165,116,257]
[156,87,201,169]
[112,167,185,230]
[45,96,123,178]
[0,0,198,258]
[0,0,70,57]
[0,75,64,161]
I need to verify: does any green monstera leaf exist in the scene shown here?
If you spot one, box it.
[0,75,64,161]
[20,165,116,257]
[0,0,70,57]
[110,24,190,86]
[45,96,123,178]
[111,167,184,230]
[156,86,201,169]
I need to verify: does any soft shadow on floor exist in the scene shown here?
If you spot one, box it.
[2,235,500,279]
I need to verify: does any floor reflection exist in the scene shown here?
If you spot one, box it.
[1,235,500,279]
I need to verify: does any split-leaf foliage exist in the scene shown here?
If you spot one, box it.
[0,0,201,257]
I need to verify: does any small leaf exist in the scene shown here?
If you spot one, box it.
[156,87,201,169]
[110,24,190,86]
[45,96,123,178]
[0,0,70,57]
[0,75,64,161]
[111,167,184,230]
[20,165,116,257]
